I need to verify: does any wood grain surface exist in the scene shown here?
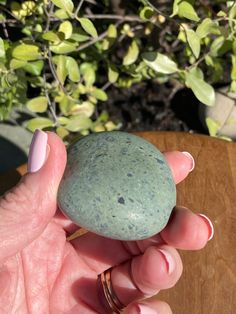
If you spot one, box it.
[0,131,236,314]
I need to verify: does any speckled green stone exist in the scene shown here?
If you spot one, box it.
[57,131,176,240]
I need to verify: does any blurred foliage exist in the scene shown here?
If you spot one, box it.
[0,0,236,141]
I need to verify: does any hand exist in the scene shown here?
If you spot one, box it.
[0,131,213,314]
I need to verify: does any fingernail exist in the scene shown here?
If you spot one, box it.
[198,214,214,241]
[158,249,175,274]
[137,304,157,314]
[182,151,195,172]
[28,130,48,173]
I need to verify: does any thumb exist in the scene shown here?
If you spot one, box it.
[0,130,67,263]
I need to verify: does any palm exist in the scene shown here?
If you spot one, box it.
[1,220,104,313]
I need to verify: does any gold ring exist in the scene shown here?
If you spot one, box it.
[98,268,125,314]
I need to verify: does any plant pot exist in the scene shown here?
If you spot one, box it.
[199,87,236,140]
[0,121,32,173]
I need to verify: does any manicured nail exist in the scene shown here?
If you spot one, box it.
[158,249,175,274]
[198,214,214,241]
[28,130,48,173]
[137,304,157,314]
[182,151,195,172]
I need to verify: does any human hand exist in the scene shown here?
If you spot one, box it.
[0,131,214,314]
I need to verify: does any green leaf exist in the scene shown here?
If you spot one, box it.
[91,88,108,101]
[123,40,139,66]
[196,18,220,38]
[142,52,178,74]
[0,13,6,22]
[206,117,220,136]
[171,0,181,16]
[233,40,236,55]
[77,83,87,94]
[178,1,200,22]
[140,6,154,20]
[229,3,236,20]
[57,94,74,115]
[217,10,227,17]
[205,55,214,67]
[23,60,44,76]
[51,0,74,14]
[0,37,5,58]
[185,71,215,106]
[97,110,109,123]
[105,121,117,131]
[10,58,27,69]
[50,41,77,54]
[108,64,119,83]
[42,31,61,42]
[102,24,117,50]
[56,55,68,84]
[56,126,69,139]
[58,20,73,39]
[27,96,48,113]
[65,115,92,132]
[12,44,41,61]
[80,63,96,86]
[54,8,70,19]
[189,66,204,80]
[66,56,80,82]
[58,116,70,125]
[218,135,232,142]
[186,29,201,58]
[210,36,225,56]
[107,24,117,38]
[70,101,94,117]
[88,95,98,104]
[26,117,54,132]
[71,30,89,42]
[231,55,236,80]
[77,18,98,38]
[230,80,236,92]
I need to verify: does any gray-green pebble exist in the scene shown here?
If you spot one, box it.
[57,131,176,240]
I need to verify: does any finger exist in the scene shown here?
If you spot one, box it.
[160,206,214,250]
[163,151,194,184]
[71,206,213,273]
[100,245,182,308]
[0,131,67,263]
[125,207,214,253]
[125,300,172,314]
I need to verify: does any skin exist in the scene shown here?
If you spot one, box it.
[0,133,211,314]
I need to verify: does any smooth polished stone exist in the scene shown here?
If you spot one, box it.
[57,131,176,240]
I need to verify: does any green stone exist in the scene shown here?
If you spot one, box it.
[57,131,176,240]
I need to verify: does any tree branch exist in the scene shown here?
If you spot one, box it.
[84,14,144,22]
[47,49,68,95]
[77,21,123,51]
[43,72,58,124]
[75,0,86,17]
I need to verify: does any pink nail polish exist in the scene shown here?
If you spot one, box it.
[182,151,195,172]
[158,249,175,274]
[28,130,48,173]
[198,214,214,241]
[138,304,157,314]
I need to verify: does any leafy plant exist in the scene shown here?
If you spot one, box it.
[0,0,236,141]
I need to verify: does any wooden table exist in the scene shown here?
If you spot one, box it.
[1,131,236,314]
